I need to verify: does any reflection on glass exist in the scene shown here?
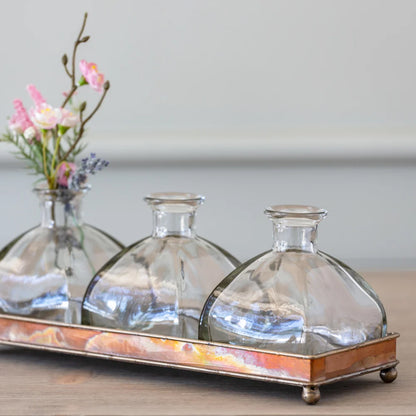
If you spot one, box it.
[82,192,240,339]
[199,205,386,354]
[0,185,123,323]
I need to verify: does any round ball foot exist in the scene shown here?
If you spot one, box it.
[302,385,321,405]
[380,367,397,383]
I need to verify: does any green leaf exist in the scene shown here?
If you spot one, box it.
[1,130,45,178]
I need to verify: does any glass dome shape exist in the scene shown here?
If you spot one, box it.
[82,192,240,339]
[0,185,124,324]
[199,205,387,355]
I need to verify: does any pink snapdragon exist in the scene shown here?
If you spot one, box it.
[60,108,79,128]
[9,99,35,134]
[31,103,62,130]
[79,60,105,92]
[26,84,46,109]
[56,162,76,187]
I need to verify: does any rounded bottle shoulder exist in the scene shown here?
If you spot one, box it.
[216,249,373,283]
[96,235,239,272]
[0,224,122,256]
[205,249,386,307]
[0,224,123,277]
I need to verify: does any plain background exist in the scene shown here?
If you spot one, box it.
[0,0,415,268]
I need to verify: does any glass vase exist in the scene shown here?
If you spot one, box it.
[199,205,387,355]
[0,185,123,324]
[82,192,240,339]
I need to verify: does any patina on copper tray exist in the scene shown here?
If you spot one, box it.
[0,314,398,404]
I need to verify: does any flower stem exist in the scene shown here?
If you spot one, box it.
[50,134,62,186]
[42,130,52,188]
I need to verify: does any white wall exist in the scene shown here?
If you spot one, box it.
[2,0,416,132]
[0,0,415,269]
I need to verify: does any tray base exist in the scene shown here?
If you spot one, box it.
[0,314,399,404]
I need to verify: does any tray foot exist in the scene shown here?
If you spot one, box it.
[302,386,320,405]
[380,366,397,383]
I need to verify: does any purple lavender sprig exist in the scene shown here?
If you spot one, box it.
[69,153,109,190]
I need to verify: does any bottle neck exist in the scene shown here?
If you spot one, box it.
[272,221,318,253]
[38,192,84,228]
[152,210,196,238]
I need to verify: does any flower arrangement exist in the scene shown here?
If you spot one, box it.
[1,13,109,190]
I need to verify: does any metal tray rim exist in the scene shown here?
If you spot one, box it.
[0,313,399,360]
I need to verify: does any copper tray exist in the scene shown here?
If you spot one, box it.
[0,314,399,404]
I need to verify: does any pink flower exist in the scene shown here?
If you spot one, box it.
[79,60,105,92]
[60,108,79,128]
[31,103,62,130]
[9,99,35,134]
[26,84,46,109]
[56,162,76,187]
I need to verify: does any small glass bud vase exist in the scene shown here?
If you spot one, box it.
[82,192,240,339]
[199,205,387,355]
[0,185,123,324]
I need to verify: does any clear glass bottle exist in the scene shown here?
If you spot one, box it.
[82,192,240,339]
[199,205,387,354]
[0,185,123,324]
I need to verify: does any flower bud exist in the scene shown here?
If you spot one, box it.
[62,54,68,65]
[79,101,87,112]
[80,36,90,43]
[104,80,110,90]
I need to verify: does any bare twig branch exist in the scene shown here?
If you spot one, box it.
[61,85,78,108]
[72,13,88,84]
[61,13,88,108]
[60,84,109,162]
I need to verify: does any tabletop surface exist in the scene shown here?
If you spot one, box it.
[0,271,414,416]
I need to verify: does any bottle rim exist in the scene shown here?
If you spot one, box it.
[33,183,91,198]
[265,204,328,220]
[144,192,205,206]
